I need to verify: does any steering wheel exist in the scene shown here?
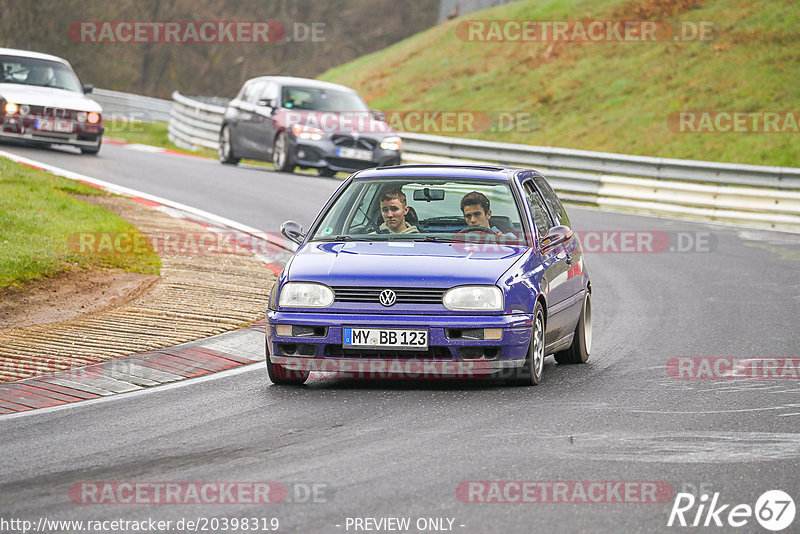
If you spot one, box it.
[457,226,496,234]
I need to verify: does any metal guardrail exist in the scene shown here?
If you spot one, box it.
[93,88,172,123]
[168,91,800,232]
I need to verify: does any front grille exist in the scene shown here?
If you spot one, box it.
[324,345,452,359]
[332,134,378,150]
[332,286,445,305]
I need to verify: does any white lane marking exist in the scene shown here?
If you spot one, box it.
[0,361,262,421]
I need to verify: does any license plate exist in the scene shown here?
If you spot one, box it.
[343,327,428,350]
[337,147,372,161]
[36,118,73,133]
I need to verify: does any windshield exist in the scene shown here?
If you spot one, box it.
[281,86,369,112]
[0,55,83,92]
[309,177,528,244]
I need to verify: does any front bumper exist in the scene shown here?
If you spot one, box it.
[0,122,103,148]
[266,311,533,378]
[289,136,401,172]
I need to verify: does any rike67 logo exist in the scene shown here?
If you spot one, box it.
[668,490,795,531]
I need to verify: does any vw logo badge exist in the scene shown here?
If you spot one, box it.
[379,289,397,307]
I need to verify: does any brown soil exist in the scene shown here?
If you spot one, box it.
[0,269,160,331]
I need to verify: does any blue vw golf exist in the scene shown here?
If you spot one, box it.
[266,164,592,386]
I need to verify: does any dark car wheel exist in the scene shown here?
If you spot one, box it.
[80,136,102,155]
[554,292,592,364]
[218,126,240,165]
[267,356,309,385]
[317,167,337,178]
[509,301,545,386]
[272,132,296,173]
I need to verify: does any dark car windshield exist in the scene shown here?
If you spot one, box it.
[0,55,83,92]
[310,177,529,244]
[281,86,369,112]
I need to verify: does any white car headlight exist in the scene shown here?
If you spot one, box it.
[380,136,402,151]
[279,282,334,308]
[443,286,503,311]
[290,123,323,141]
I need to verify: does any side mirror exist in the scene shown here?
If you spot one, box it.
[82,84,94,94]
[257,98,275,108]
[280,220,305,245]
[371,110,386,122]
[540,225,573,252]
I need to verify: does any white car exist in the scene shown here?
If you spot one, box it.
[0,48,103,154]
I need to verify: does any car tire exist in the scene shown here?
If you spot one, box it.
[80,137,102,155]
[272,132,296,173]
[508,300,545,386]
[266,356,309,385]
[554,292,592,365]
[218,126,240,165]
[317,167,337,178]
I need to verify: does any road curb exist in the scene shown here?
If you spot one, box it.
[0,152,294,413]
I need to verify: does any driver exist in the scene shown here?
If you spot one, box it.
[460,191,497,231]
[375,188,419,234]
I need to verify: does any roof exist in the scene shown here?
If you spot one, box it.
[354,164,519,181]
[245,76,359,94]
[0,48,71,66]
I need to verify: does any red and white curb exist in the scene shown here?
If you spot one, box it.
[0,151,295,416]
[0,324,267,416]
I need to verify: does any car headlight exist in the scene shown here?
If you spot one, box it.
[290,123,323,141]
[443,286,503,311]
[87,112,101,124]
[76,112,88,122]
[380,136,402,151]
[4,102,19,115]
[279,282,334,308]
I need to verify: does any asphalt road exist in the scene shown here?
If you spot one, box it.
[1,143,799,534]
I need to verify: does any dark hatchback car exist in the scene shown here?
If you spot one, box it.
[266,165,592,386]
[219,76,402,176]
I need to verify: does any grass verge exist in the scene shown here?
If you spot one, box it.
[322,0,800,167]
[0,158,160,289]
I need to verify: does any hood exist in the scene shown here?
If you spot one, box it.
[0,84,102,113]
[287,240,527,287]
[277,109,395,137]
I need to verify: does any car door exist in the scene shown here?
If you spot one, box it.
[235,80,268,157]
[521,179,572,346]
[533,174,585,306]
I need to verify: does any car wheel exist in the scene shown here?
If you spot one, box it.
[266,356,309,385]
[554,292,592,364]
[218,126,240,165]
[272,132,296,173]
[80,137,102,155]
[509,301,545,386]
[317,167,337,177]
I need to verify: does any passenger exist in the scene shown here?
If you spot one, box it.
[375,188,418,234]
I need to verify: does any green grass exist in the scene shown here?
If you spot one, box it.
[321,0,800,167]
[0,158,160,289]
